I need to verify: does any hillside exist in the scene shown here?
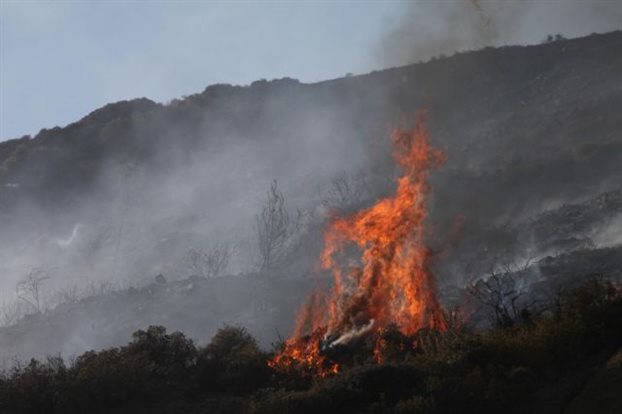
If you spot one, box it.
[0,31,621,366]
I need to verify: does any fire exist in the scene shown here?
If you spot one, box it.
[271,112,446,375]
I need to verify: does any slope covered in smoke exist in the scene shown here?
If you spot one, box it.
[0,31,621,363]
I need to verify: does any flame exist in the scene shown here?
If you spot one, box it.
[271,112,446,375]
[268,328,340,378]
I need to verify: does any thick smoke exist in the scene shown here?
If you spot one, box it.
[0,79,390,367]
[0,89,371,296]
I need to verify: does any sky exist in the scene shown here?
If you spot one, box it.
[1,0,621,141]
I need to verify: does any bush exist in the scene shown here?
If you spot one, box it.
[127,325,197,382]
[196,325,270,393]
[0,279,620,413]
[0,357,66,413]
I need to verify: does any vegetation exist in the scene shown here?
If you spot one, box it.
[185,243,232,278]
[256,180,301,273]
[1,278,620,413]
[15,268,50,315]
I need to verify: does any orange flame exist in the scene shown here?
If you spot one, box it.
[271,112,446,375]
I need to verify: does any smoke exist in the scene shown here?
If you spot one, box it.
[1,2,621,365]
[0,80,377,313]
[377,0,622,66]
[325,319,375,349]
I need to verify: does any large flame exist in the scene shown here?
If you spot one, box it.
[270,113,445,376]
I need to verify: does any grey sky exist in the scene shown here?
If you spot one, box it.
[1,0,621,141]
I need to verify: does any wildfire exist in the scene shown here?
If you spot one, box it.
[270,112,446,376]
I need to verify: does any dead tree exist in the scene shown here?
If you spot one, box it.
[16,268,50,314]
[54,283,81,305]
[83,280,117,298]
[322,173,369,212]
[186,244,232,278]
[467,259,536,327]
[256,180,296,273]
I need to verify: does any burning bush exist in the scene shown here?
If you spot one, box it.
[270,113,447,375]
[1,279,620,413]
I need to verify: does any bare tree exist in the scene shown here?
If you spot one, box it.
[16,268,50,314]
[256,180,295,273]
[186,243,232,278]
[53,283,81,306]
[322,173,370,212]
[83,280,118,298]
[466,259,536,327]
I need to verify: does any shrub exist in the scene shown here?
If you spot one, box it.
[197,326,270,393]
[1,357,66,413]
[0,279,619,413]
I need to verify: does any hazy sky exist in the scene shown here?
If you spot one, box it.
[1,0,621,141]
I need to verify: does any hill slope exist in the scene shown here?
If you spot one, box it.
[0,31,621,364]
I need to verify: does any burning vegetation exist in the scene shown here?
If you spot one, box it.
[270,113,447,376]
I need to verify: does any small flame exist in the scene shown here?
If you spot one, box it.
[271,112,446,375]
